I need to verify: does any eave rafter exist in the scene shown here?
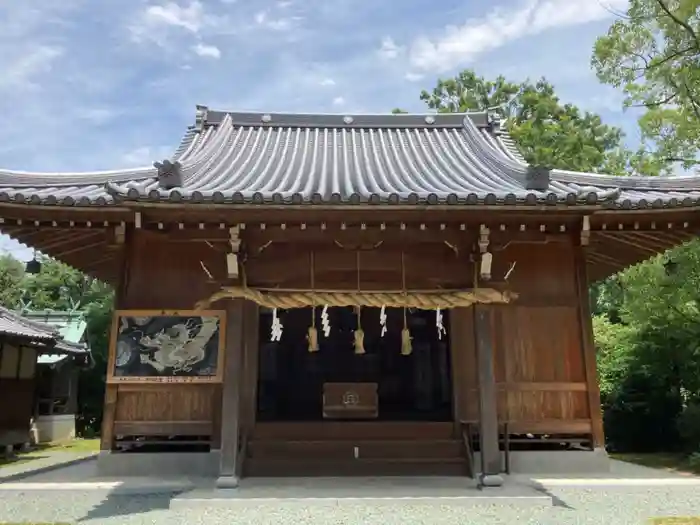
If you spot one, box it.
[0,218,126,284]
[585,221,699,280]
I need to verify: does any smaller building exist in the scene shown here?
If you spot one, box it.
[0,307,91,452]
[22,310,92,443]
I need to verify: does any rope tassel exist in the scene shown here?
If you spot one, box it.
[307,252,319,352]
[353,251,365,354]
[400,252,412,356]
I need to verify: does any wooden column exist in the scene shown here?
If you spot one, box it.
[474,305,503,487]
[217,298,244,488]
[240,301,260,436]
[100,226,133,452]
[574,247,605,449]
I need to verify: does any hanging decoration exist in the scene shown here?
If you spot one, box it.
[307,252,319,353]
[354,251,365,355]
[400,252,412,356]
[197,286,516,310]
[270,308,283,341]
[379,305,387,337]
[321,305,331,337]
[436,308,446,340]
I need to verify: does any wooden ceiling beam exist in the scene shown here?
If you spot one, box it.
[597,232,664,257]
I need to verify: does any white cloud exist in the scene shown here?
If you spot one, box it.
[121,145,175,166]
[78,108,121,125]
[319,77,336,86]
[406,0,628,73]
[254,10,299,31]
[143,1,205,33]
[192,42,221,59]
[404,72,423,82]
[0,46,63,91]
[378,37,402,60]
[332,96,345,106]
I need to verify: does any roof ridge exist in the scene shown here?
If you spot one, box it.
[0,306,61,339]
[199,106,492,129]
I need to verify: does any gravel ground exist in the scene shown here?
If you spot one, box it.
[0,485,699,524]
[1,459,699,524]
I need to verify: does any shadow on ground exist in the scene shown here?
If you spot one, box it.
[76,490,184,523]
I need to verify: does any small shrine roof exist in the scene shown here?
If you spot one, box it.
[0,106,699,209]
[0,307,89,355]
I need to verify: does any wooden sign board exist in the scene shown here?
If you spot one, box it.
[107,309,226,383]
[322,382,378,419]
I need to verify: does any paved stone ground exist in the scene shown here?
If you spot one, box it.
[0,451,98,482]
[0,459,699,524]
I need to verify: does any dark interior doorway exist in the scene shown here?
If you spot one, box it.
[256,306,452,421]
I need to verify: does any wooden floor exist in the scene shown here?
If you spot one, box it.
[245,422,469,477]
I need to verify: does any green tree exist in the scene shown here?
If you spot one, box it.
[413,69,631,173]
[0,254,24,306]
[592,0,700,173]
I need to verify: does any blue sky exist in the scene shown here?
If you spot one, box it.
[0,0,632,258]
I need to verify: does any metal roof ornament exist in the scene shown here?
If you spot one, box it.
[25,251,41,274]
[663,258,678,276]
[154,159,183,190]
[194,105,208,130]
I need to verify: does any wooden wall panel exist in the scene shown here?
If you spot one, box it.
[454,241,593,435]
[114,385,217,422]
[0,379,34,444]
[104,230,227,445]
[121,230,224,310]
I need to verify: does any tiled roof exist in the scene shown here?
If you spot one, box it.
[0,307,89,355]
[0,106,699,208]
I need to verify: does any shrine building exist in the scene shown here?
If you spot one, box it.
[1,107,698,488]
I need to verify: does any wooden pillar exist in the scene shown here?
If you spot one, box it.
[217,298,244,488]
[474,305,503,487]
[100,226,133,452]
[240,301,260,436]
[574,247,605,449]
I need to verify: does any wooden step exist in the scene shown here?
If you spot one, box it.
[248,439,463,460]
[244,457,468,477]
[252,422,455,441]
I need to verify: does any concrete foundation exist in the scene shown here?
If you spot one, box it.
[474,448,611,475]
[35,414,76,443]
[97,450,221,478]
[96,448,610,479]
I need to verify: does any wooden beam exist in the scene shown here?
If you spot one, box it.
[474,305,503,487]
[597,232,662,257]
[574,246,605,449]
[217,298,244,488]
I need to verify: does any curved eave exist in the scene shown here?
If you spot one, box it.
[586,229,697,282]
[0,224,123,285]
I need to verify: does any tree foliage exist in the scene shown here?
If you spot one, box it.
[592,0,700,173]
[411,69,631,173]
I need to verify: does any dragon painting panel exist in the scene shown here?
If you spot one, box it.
[108,310,225,382]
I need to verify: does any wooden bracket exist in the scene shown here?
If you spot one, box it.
[114,223,126,245]
[478,224,492,281]
[227,226,242,279]
[580,216,591,246]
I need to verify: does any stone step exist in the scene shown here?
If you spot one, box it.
[247,439,463,460]
[244,457,468,477]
